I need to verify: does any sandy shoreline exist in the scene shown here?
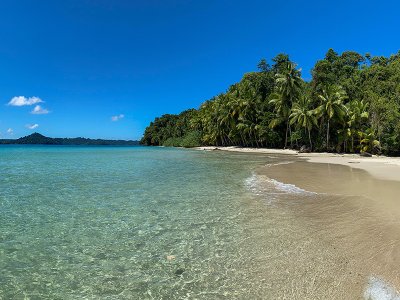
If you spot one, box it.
[195,146,400,297]
[195,146,400,182]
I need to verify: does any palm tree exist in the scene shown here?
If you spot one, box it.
[316,85,348,150]
[270,62,303,148]
[275,62,303,100]
[346,99,369,152]
[228,96,247,145]
[290,96,318,149]
[269,92,289,141]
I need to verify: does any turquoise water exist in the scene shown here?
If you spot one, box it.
[3,146,394,299]
[0,146,278,299]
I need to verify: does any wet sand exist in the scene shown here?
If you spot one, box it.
[196,147,400,298]
[257,160,400,299]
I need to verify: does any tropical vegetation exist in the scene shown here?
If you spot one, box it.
[141,49,400,155]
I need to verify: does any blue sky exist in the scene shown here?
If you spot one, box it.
[0,0,399,140]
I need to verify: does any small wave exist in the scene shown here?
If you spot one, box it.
[244,173,315,200]
[364,276,400,300]
[265,161,294,167]
[268,178,313,194]
[244,173,268,196]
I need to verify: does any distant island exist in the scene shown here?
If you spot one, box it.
[0,133,140,146]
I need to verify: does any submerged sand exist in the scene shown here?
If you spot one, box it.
[196,146,400,298]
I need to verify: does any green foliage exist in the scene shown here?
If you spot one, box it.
[163,137,183,147]
[315,84,348,150]
[141,109,197,146]
[181,131,202,148]
[162,131,202,148]
[290,96,318,149]
[359,128,381,154]
[141,50,400,155]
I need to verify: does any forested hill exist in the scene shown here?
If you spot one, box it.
[0,133,140,146]
[141,49,400,155]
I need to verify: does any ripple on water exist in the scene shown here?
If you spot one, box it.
[2,146,399,299]
[0,146,284,299]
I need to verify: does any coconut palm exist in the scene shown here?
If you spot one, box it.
[345,99,369,151]
[270,62,303,148]
[275,62,303,101]
[269,92,289,144]
[316,85,348,150]
[290,96,318,149]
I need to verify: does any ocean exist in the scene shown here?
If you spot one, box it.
[1,145,399,299]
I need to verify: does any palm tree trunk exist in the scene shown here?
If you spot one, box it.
[308,129,312,150]
[284,120,289,149]
[326,119,330,151]
[254,133,260,148]
[241,132,248,147]
[351,136,354,153]
[378,124,381,144]
[227,135,233,146]
[248,132,254,147]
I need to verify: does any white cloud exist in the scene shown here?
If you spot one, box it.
[26,124,39,130]
[111,114,125,121]
[7,128,13,135]
[8,96,43,106]
[31,105,49,114]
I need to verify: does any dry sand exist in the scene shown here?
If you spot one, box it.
[195,146,400,182]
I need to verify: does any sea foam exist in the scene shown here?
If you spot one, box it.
[244,173,315,200]
[364,276,400,300]
[265,160,294,167]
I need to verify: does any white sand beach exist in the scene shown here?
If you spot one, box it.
[195,146,400,182]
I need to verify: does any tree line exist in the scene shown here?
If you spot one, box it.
[0,133,140,146]
[141,49,400,155]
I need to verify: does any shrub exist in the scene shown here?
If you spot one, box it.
[180,131,202,148]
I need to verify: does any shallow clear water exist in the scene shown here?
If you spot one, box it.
[2,146,399,299]
[0,146,278,299]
